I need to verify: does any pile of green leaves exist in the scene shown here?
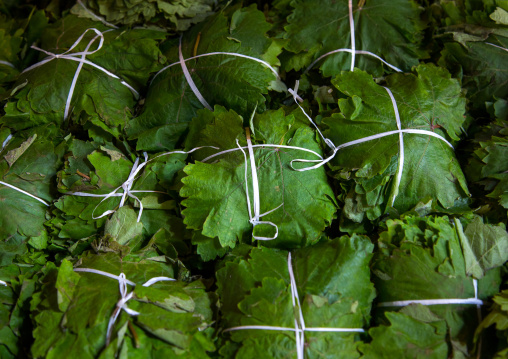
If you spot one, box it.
[0,0,507,357]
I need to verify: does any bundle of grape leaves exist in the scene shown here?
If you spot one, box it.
[0,0,508,358]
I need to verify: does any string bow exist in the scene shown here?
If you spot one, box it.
[74,267,175,345]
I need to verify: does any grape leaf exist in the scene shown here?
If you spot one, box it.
[0,15,166,139]
[31,253,214,358]
[180,106,337,249]
[217,236,375,359]
[283,0,427,77]
[322,64,469,218]
[126,5,281,151]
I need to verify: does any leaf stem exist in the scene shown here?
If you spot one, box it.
[128,321,140,348]
[193,32,201,57]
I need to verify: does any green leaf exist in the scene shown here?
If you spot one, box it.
[53,139,185,243]
[180,106,337,249]
[31,252,214,358]
[1,15,166,139]
[440,33,508,111]
[104,207,144,246]
[456,216,508,278]
[465,118,508,218]
[372,215,503,357]
[55,260,80,312]
[0,125,65,243]
[127,6,280,151]
[71,0,216,31]
[475,288,508,358]
[360,310,449,359]
[283,0,427,77]
[323,64,469,218]
[217,236,375,358]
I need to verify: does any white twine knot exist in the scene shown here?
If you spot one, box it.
[225,252,365,359]
[0,280,8,286]
[68,147,218,222]
[23,28,139,121]
[69,152,159,222]
[73,267,175,345]
[236,129,283,241]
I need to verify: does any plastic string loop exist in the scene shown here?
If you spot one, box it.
[151,51,279,86]
[68,146,218,222]
[237,126,283,241]
[22,28,139,121]
[384,86,404,206]
[1,134,12,150]
[201,144,323,163]
[74,267,174,345]
[225,252,364,359]
[0,181,50,206]
[378,279,483,307]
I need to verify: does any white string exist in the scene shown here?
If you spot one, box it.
[151,52,279,86]
[348,0,356,71]
[289,0,404,175]
[305,49,403,75]
[485,42,508,52]
[22,28,139,121]
[377,279,483,307]
[0,181,50,206]
[304,0,402,74]
[73,267,175,345]
[225,252,364,358]
[287,81,454,208]
[0,134,50,206]
[201,144,323,163]
[74,268,136,285]
[0,60,15,68]
[0,280,7,286]
[236,130,282,241]
[178,36,213,111]
[384,87,404,206]
[151,36,280,115]
[1,134,12,152]
[68,146,218,222]
[76,0,119,29]
[288,81,336,152]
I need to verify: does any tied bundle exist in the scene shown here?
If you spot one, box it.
[216,237,375,358]
[364,215,508,357]
[30,252,215,357]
